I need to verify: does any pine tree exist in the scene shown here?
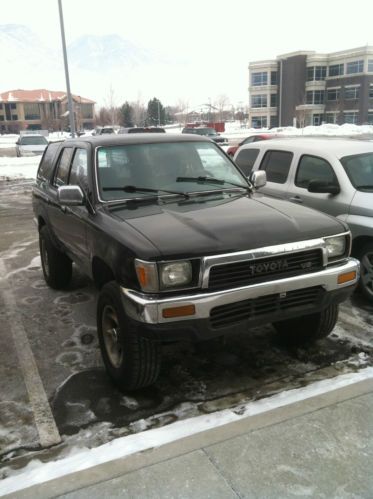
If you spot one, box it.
[120,102,134,127]
[146,98,165,126]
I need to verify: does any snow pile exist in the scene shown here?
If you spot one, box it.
[0,134,18,149]
[0,156,40,180]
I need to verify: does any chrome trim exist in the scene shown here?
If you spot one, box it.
[201,233,350,289]
[121,257,359,324]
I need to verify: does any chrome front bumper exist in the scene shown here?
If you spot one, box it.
[121,258,360,325]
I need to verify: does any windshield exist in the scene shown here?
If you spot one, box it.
[20,136,48,145]
[195,128,217,136]
[340,152,373,191]
[96,141,248,201]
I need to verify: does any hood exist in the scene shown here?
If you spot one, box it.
[109,192,346,260]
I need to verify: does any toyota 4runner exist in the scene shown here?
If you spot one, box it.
[33,134,360,390]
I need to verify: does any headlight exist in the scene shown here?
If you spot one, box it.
[325,236,346,259]
[159,261,192,288]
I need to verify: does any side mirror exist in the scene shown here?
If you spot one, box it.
[307,180,340,195]
[57,185,85,206]
[249,170,267,189]
[16,140,20,145]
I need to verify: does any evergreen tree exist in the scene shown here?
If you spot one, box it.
[120,102,134,127]
[147,98,165,126]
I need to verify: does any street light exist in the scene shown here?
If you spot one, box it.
[58,0,76,137]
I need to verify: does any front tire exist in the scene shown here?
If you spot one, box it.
[273,304,339,345]
[97,281,161,391]
[356,242,373,302]
[39,226,72,289]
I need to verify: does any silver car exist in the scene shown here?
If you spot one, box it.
[16,134,48,157]
[234,137,373,301]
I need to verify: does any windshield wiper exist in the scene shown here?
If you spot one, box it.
[176,176,251,191]
[103,185,190,199]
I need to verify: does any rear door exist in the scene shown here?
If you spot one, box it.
[257,149,295,198]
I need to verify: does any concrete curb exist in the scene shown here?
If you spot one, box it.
[1,370,373,498]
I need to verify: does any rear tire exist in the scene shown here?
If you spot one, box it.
[39,226,72,289]
[97,281,161,391]
[356,241,373,302]
[273,304,339,346]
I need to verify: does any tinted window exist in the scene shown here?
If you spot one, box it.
[340,153,373,191]
[259,150,293,183]
[54,148,74,187]
[295,155,337,188]
[37,143,61,181]
[235,149,260,176]
[69,149,88,190]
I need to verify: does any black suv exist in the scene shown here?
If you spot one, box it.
[33,134,359,390]
[182,127,228,144]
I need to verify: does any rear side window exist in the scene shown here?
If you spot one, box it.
[53,148,74,187]
[235,148,260,176]
[37,143,61,181]
[295,155,337,188]
[259,150,293,184]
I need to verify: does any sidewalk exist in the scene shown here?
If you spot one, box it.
[2,370,373,498]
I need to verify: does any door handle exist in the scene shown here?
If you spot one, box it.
[289,196,303,204]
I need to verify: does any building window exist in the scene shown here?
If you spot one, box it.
[368,113,373,124]
[270,116,278,128]
[306,90,324,104]
[344,87,359,100]
[346,60,364,74]
[24,103,41,120]
[11,115,18,120]
[10,103,16,109]
[270,71,277,85]
[313,114,323,126]
[326,89,340,101]
[328,64,344,77]
[252,72,268,86]
[0,104,3,110]
[344,112,358,124]
[307,66,326,81]
[325,113,337,124]
[270,94,277,107]
[370,85,373,98]
[0,116,4,121]
[251,116,267,128]
[251,95,267,108]
[368,60,373,72]
[80,104,93,119]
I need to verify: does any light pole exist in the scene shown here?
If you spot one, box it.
[58,0,76,137]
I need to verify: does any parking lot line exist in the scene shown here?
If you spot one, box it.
[0,259,61,448]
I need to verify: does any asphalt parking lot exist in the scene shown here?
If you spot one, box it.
[1,179,373,478]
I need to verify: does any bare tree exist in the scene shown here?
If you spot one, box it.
[214,94,230,122]
[104,85,119,125]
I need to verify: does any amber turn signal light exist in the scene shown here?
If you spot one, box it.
[338,271,357,285]
[162,305,196,319]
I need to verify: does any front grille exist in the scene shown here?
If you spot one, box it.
[210,286,323,328]
[208,249,323,290]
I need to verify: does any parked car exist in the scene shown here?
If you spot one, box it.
[182,127,228,144]
[16,134,48,157]
[118,127,166,134]
[227,133,275,157]
[32,134,358,390]
[234,137,372,300]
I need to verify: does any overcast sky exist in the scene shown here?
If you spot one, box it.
[2,0,373,107]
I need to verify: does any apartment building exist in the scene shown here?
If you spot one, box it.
[0,89,95,133]
[248,46,373,128]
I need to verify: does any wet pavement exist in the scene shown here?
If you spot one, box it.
[0,179,372,479]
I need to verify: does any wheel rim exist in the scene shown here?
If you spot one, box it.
[40,238,50,278]
[360,251,373,298]
[102,305,123,368]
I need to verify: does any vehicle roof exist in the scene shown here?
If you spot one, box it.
[241,137,373,158]
[63,133,212,147]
